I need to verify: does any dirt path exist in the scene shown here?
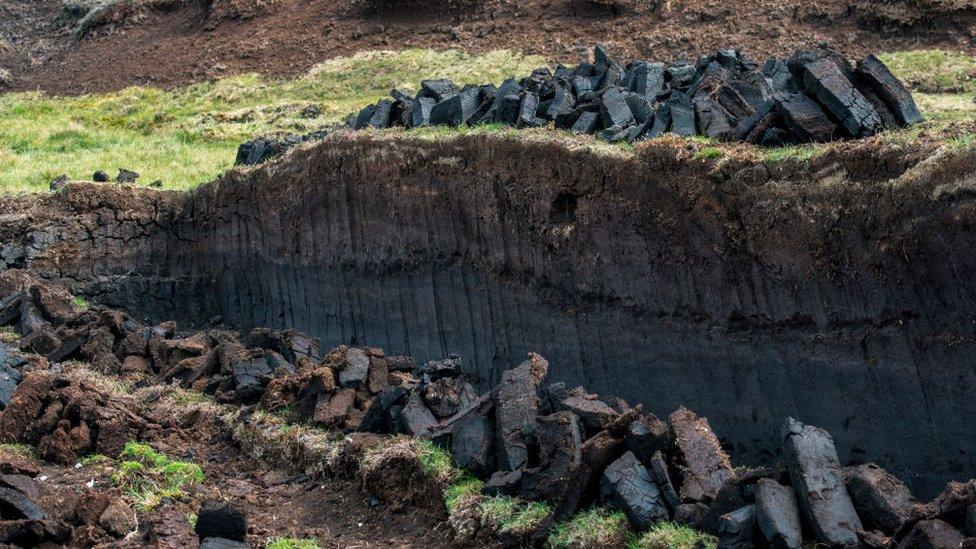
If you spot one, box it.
[2,0,974,95]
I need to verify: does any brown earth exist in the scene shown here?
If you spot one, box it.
[0,368,455,548]
[1,0,975,95]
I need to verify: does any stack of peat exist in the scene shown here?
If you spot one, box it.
[347,45,924,146]
[1,274,975,548]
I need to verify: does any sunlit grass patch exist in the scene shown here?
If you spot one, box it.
[879,50,976,94]
[548,507,630,548]
[479,495,552,536]
[630,522,718,549]
[266,538,322,549]
[112,441,204,510]
[444,474,484,512]
[0,49,545,194]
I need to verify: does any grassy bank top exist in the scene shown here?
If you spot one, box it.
[1,48,974,194]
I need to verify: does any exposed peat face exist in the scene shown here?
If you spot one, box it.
[4,133,976,496]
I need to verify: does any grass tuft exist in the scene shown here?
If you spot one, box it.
[444,474,484,512]
[0,443,37,460]
[548,507,630,548]
[693,146,723,160]
[79,453,111,467]
[479,495,552,536]
[266,537,322,549]
[630,522,718,549]
[72,295,89,310]
[414,438,454,480]
[112,441,204,510]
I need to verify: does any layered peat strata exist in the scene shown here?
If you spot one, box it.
[3,133,976,495]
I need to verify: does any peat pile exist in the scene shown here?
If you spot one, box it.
[2,274,976,548]
[346,45,923,146]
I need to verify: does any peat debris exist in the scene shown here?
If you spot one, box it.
[0,274,974,548]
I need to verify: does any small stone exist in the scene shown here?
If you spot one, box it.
[483,469,523,497]
[93,171,109,182]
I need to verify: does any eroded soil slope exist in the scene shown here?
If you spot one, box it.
[3,132,976,496]
[2,0,975,94]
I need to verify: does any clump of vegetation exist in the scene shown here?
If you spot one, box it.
[548,508,630,548]
[79,453,111,467]
[111,441,204,510]
[72,295,89,310]
[0,49,545,193]
[692,146,723,160]
[444,474,484,512]
[266,538,322,549]
[414,438,455,480]
[630,522,718,549]
[0,443,37,460]
[0,326,19,343]
[479,495,552,536]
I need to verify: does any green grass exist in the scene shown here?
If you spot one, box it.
[630,522,718,549]
[692,146,723,160]
[879,50,976,94]
[72,296,89,310]
[501,500,552,535]
[444,474,484,512]
[479,495,552,536]
[0,49,545,194]
[266,537,322,549]
[414,438,455,480]
[79,453,111,467]
[0,443,37,460]
[112,441,204,510]
[548,508,630,548]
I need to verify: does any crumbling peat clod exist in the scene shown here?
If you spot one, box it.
[1,275,976,548]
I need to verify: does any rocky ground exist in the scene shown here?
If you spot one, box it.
[1,260,976,547]
[0,0,975,94]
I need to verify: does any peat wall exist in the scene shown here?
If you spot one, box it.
[4,133,976,495]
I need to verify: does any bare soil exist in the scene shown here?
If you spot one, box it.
[1,0,975,95]
[11,374,455,548]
